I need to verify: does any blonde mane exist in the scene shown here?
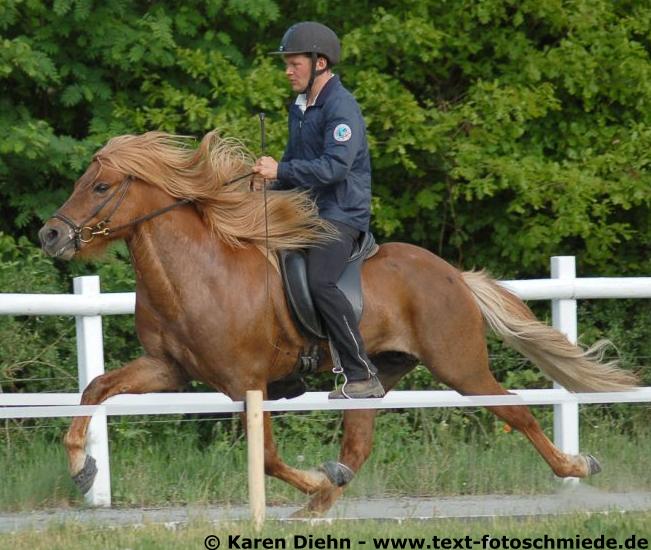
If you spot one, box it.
[94,130,335,251]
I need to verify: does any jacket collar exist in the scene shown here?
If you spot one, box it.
[312,74,340,107]
[293,74,340,111]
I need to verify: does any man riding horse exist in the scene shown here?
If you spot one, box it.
[253,22,385,399]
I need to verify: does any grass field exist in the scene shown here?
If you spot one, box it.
[2,411,650,511]
[2,513,651,550]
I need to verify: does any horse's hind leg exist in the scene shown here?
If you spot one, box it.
[295,352,418,516]
[433,360,596,478]
[65,355,188,494]
[295,408,377,516]
[485,398,598,478]
[255,411,332,495]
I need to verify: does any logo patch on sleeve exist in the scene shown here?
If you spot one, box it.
[333,124,352,142]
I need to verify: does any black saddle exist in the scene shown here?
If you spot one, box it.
[279,232,378,340]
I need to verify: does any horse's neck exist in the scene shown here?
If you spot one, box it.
[126,210,236,318]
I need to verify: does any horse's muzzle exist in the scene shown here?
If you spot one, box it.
[39,220,76,260]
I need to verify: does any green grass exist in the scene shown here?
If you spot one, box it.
[1,412,650,512]
[2,513,651,550]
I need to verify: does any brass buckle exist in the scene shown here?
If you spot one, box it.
[78,226,96,243]
[78,222,110,243]
[92,221,111,237]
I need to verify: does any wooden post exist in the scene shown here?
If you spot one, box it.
[246,390,266,529]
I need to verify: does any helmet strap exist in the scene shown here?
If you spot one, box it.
[303,52,327,103]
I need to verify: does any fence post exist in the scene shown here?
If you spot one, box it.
[550,256,580,483]
[73,276,111,506]
[246,390,266,530]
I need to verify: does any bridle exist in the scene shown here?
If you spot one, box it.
[51,171,256,253]
[52,175,191,252]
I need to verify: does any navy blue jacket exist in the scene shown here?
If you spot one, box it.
[275,75,372,232]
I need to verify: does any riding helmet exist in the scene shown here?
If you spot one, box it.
[270,22,341,65]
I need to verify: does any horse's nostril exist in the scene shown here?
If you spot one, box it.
[40,227,60,245]
[46,228,59,243]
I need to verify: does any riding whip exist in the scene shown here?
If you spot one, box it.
[259,112,271,294]
[259,112,269,246]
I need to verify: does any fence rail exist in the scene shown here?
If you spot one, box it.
[1,256,650,525]
[3,388,651,418]
[3,278,651,316]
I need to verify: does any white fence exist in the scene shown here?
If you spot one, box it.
[1,256,651,521]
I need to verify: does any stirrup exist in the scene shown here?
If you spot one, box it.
[328,338,352,398]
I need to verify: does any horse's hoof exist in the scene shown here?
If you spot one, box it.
[319,461,354,487]
[584,454,602,475]
[290,507,323,519]
[72,455,97,494]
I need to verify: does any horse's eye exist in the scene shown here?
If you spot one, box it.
[93,182,110,194]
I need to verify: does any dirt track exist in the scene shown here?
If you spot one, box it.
[2,486,651,533]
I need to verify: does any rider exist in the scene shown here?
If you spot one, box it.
[252,21,385,399]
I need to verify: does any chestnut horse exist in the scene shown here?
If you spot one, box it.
[39,131,636,515]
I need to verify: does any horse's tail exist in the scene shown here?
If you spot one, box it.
[461,270,638,392]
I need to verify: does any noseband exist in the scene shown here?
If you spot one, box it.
[52,175,192,252]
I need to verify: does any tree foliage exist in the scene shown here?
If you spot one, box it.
[2,0,650,278]
[343,0,651,275]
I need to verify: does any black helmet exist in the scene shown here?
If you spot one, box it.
[270,22,341,65]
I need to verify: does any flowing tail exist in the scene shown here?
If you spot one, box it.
[462,270,638,392]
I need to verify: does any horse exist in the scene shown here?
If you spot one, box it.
[39,130,638,515]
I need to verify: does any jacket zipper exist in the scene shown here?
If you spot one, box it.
[298,110,304,157]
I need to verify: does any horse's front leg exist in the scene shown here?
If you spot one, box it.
[65,355,188,494]
[242,410,332,495]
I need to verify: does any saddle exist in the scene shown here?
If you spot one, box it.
[279,232,379,340]
[266,232,378,401]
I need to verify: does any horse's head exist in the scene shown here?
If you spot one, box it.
[39,159,161,260]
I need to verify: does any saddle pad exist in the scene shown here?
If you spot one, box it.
[279,232,378,340]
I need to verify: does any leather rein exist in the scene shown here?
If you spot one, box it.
[52,171,254,252]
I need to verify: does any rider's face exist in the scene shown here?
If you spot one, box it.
[283,54,327,93]
[283,54,312,93]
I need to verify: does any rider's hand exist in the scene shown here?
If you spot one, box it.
[253,156,278,180]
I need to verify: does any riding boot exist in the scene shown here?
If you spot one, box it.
[327,339,385,399]
[328,374,385,399]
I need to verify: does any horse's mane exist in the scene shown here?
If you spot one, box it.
[94,130,335,251]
